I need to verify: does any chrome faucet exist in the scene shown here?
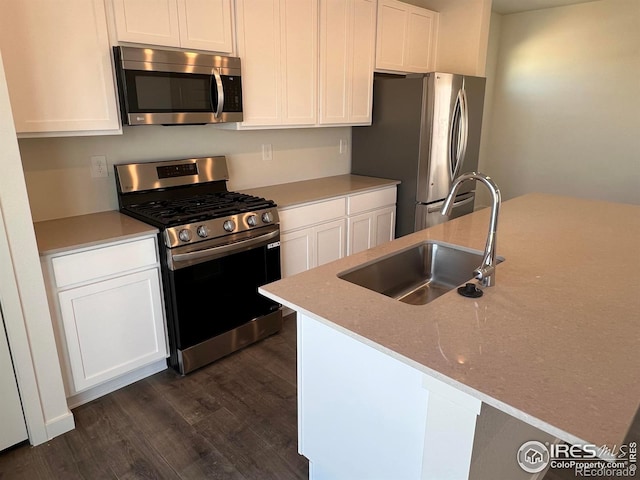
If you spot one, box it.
[441,172,501,287]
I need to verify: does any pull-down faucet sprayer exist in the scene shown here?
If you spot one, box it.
[442,172,501,287]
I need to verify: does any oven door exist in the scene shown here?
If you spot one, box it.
[165,226,281,353]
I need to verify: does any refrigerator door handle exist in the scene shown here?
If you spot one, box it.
[426,192,474,213]
[449,86,469,180]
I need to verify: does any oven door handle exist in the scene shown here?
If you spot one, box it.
[169,229,280,270]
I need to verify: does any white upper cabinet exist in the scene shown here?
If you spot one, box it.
[235,0,376,128]
[0,0,120,136]
[319,0,376,125]
[375,0,438,73]
[235,0,317,127]
[112,0,234,53]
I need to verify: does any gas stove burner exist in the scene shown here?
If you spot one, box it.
[129,192,275,227]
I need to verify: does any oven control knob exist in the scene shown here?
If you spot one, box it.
[196,225,209,238]
[262,212,274,223]
[223,220,236,232]
[247,215,258,227]
[178,229,192,242]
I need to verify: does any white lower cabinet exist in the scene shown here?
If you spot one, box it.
[43,236,168,405]
[298,313,481,480]
[281,213,347,277]
[281,229,313,278]
[58,269,166,392]
[347,188,397,255]
[280,186,396,277]
[347,206,396,255]
[280,196,347,277]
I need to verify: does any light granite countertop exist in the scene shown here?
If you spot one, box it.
[260,193,640,450]
[34,211,158,256]
[33,175,397,255]
[241,174,400,209]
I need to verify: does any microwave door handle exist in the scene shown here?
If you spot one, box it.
[212,69,224,118]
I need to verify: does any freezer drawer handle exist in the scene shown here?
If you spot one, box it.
[426,194,474,213]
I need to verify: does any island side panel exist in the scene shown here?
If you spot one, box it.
[297,313,481,480]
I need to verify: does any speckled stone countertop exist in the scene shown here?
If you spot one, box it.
[241,174,400,209]
[34,211,158,256]
[260,193,640,449]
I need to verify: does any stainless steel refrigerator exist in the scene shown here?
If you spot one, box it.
[352,72,486,237]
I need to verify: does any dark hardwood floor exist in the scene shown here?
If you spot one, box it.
[0,314,308,480]
[2,311,637,480]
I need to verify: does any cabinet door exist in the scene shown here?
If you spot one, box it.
[319,0,349,124]
[177,0,234,53]
[281,0,318,125]
[112,0,180,46]
[236,0,282,125]
[0,0,120,135]
[348,212,373,255]
[314,219,346,266]
[319,0,375,125]
[375,0,407,72]
[405,8,436,72]
[375,0,437,74]
[373,206,396,246]
[58,269,167,393]
[236,0,316,127]
[348,0,376,123]
[281,228,314,278]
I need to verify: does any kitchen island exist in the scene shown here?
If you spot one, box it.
[259,193,640,479]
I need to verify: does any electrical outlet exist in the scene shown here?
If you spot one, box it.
[262,144,273,161]
[90,155,108,178]
[339,138,348,155]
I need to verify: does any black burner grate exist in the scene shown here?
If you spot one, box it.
[127,191,274,226]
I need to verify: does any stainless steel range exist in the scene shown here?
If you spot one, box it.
[115,156,282,375]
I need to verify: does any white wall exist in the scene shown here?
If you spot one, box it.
[19,126,351,222]
[481,0,640,205]
[477,12,503,209]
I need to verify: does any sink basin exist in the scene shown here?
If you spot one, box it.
[338,241,504,305]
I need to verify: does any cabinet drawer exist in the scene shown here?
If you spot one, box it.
[52,237,157,288]
[348,187,397,215]
[280,198,346,233]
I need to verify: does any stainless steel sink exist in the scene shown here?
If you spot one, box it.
[338,241,504,305]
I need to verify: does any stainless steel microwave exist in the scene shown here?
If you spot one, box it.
[113,46,243,126]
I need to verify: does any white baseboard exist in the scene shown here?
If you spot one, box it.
[66,359,167,409]
[42,411,75,445]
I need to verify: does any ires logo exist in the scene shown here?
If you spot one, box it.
[550,443,599,459]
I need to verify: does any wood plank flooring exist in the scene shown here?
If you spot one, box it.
[1,311,637,480]
[0,315,307,480]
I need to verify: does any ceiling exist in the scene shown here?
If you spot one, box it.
[491,0,600,15]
